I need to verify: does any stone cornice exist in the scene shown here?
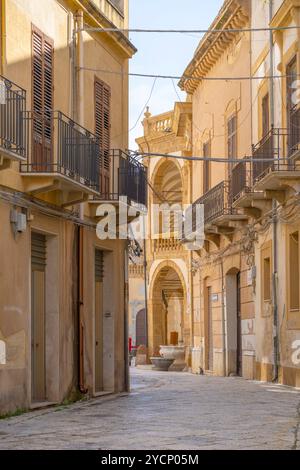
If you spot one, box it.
[179,0,249,95]
[70,0,137,58]
[271,0,300,28]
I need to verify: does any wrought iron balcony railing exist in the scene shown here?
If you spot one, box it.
[252,127,288,184]
[289,104,300,156]
[97,149,148,207]
[192,181,234,226]
[21,111,100,192]
[0,75,26,159]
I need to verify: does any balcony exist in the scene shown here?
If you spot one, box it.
[0,75,26,168]
[251,127,300,197]
[185,181,247,248]
[21,111,100,206]
[88,149,147,221]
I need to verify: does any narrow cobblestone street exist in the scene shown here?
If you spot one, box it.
[0,368,299,450]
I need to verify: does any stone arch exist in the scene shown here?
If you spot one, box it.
[148,260,187,357]
[151,158,183,204]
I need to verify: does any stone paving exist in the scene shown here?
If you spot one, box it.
[0,368,299,450]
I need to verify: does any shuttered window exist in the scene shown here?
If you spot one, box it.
[203,140,211,194]
[262,93,270,137]
[95,78,111,196]
[227,115,237,176]
[32,26,54,167]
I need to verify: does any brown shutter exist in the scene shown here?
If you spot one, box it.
[95,78,111,197]
[32,26,53,169]
[227,115,237,176]
[203,140,211,194]
[262,93,270,137]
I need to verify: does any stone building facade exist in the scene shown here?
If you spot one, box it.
[136,0,300,387]
[0,0,147,414]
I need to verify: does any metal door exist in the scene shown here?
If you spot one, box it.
[237,272,242,376]
[31,233,46,402]
[95,249,104,392]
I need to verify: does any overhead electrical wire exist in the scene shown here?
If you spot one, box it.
[76,25,300,34]
[79,67,300,82]
[134,151,290,163]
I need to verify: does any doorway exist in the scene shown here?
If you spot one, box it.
[95,249,104,393]
[31,232,47,402]
[205,285,214,372]
[225,270,242,376]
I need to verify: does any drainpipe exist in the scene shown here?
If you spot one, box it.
[143,215,149,349]
[124,245,130,392]
[269,0,279,382]
[0,0,6,74]
[74,11,87,393]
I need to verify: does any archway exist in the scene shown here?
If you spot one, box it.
[151,160,183,238]
[151,159,183,205]
[149,263,186,356]
[225,268,242,376]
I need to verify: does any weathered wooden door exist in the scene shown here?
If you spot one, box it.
[31,233,46,402]
[95,249,104,392]
[136,309,146,347]
[237,272,242,376]
[207,286,214,371]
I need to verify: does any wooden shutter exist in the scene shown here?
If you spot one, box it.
[227,115,237,176]
[203,140,211,194]
[95,78,111,196]
[32,26,54,169]
[262,93,270,137]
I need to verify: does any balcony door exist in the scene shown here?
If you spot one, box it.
[95,78,111,198]
[32,27,53,171]
[286,57,298,156]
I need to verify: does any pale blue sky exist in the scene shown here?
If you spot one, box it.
[128,0,224,148]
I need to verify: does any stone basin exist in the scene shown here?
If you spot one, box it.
[150,357,174,371]
[159,345,187,372]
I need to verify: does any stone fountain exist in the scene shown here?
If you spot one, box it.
[159,343,187,372]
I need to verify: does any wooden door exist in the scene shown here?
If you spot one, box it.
[237,272,242,376]
[207,287,214,371]
[95,249,104,392]
[31,233,47,402]
[136,309,146,347]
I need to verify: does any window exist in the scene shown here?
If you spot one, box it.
[289,231,299,310]
[32,27,53,167]
[227,115,237,175]
[95,78,111,196]
[203,140,211,194]
[262,93,270,137]
[263,256,271,301]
